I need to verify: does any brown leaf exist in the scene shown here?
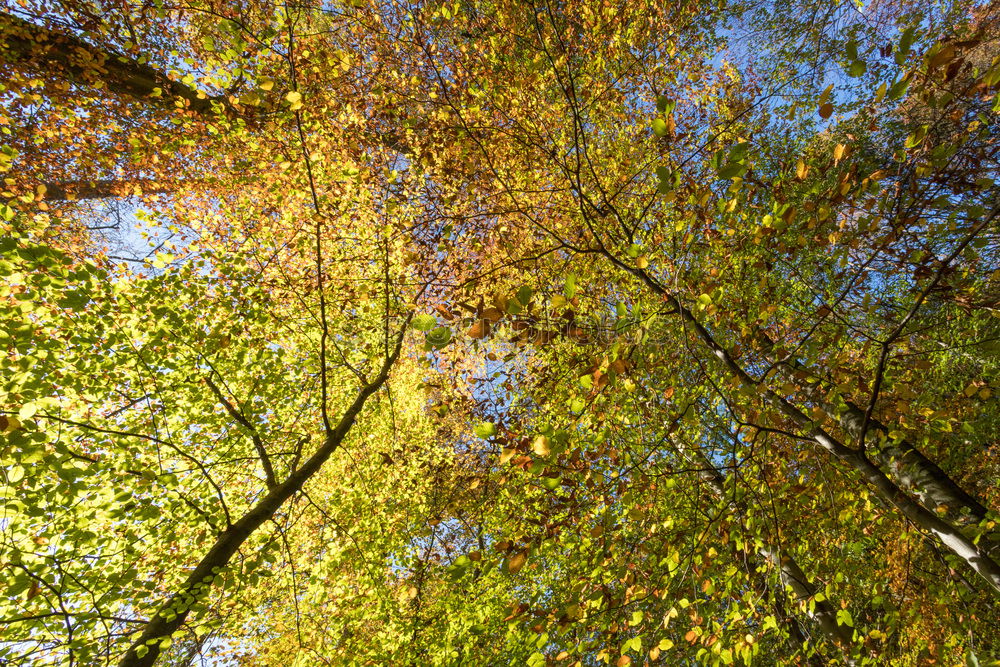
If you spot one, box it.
[818,102,833,119]
[468,320,490,339]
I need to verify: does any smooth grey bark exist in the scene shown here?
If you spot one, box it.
[756,333,992,528]
[686,446,856,661]
[118,331,406,667]
[603,254,1000,594]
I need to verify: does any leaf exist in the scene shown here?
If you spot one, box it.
[18,403,37,420]
[474,422,497,438]
[651,118,668,137]
[887,77,909,101]
[717,162,745,180]
[818,103,833,119]
[532,435,551,456]
[565,273,578,300]
[426,326,452,348]
[818,83,834,106]
[412,314,437,331]
[7,465,25,484]
[836,609,853,627]
[845,39,858,61]
[285,90,303,111]
[506,551,528,574]
[468,319,490,339]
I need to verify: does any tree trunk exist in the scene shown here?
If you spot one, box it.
[608,255,1000,594]
[118,333,405,667]
[756,333,993,529]
[686,446,856,661]
[1,12,230,115]
[30,179,184,201]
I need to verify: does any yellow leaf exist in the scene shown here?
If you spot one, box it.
[532,435,551,456]
[285,90,303,111]
[507,551,528,574]
[833,143,846,163]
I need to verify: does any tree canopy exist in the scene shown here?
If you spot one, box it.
[2,0,1000,664]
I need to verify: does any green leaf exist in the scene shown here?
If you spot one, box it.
[474,422,497,438]
[565,273,578,300]
[7,464,25,484]
[717,162,745,180]
[651,118,668,137]
[426,326,452,348]
[887,78,909,101]
[836,609,853,627]
[412,314,437,331]
[898,26,917,56]
[847,60,867,77]
[656,96,675,114]
[845,39,858,61]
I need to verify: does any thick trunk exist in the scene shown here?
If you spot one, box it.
[611,257,1000,594]
[118,335,404,667]
[688,448,855,660]
[1,12,230,115]
[757,333,992,528]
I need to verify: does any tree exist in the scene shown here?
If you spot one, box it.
[2,0,999,665]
